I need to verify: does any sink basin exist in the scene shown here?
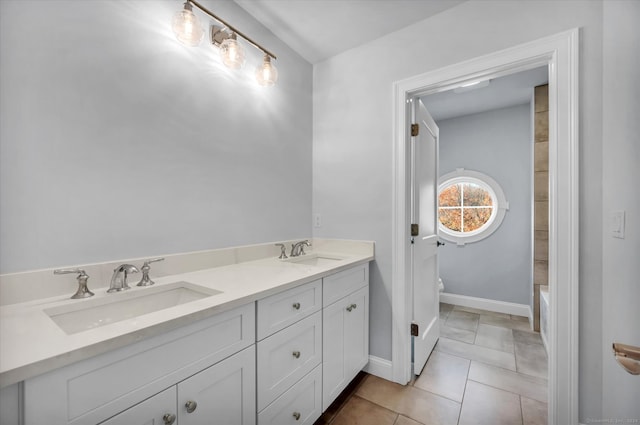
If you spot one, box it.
[45,281,222,335]
[283,253,345,267]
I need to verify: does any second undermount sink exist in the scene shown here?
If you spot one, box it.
[45,281,222,335]
[283,253,345,267]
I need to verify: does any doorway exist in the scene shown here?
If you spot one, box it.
[391,29,579,425]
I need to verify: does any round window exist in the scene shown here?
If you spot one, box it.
[438,169,508,245]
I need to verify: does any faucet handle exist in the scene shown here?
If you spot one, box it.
[275,244,288,259]
[137,257,165,287]
[53,268,94,299]
[54,268,88,277]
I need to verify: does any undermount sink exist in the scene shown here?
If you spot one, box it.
[45,281,222,335]
[283,253,345,267]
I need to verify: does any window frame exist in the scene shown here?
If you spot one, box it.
[437,168,508,245]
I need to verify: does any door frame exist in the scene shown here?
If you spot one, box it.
[391,29,579,425]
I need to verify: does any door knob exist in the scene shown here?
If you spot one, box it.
[613,343,640,375]
[437,241,445,247]
[292,411,301,420]
[292,302,301,310]
[292,351,301,358]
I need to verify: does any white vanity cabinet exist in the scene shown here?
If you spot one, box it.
[102,346,256,425]
[99,387,177,425]
[321,265,369,411]
[256,279,323,425]
[23,303,255,425]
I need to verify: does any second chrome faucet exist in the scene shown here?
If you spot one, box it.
[108,258,165,292]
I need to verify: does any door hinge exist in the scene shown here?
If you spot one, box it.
[411,322,419,337]
[411,123,419,137]
[411,223,419,236]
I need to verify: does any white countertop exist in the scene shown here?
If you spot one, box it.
[0,249,373,388]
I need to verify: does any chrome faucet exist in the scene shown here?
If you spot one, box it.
[53,268,95,299]
[290,240,311,257]
[108,264,140,293]
[275,243,288,259]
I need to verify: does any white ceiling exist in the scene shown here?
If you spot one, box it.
[233,0,466,64]
[421,66,549,121]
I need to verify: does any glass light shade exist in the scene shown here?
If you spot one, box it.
[220,35,246,69]
[255,56,278,87]
[172,4,204,47]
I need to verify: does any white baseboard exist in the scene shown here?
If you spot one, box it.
[364,355,393,381]
[440,292,531,318]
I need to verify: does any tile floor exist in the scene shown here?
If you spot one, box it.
[314,303,548,425]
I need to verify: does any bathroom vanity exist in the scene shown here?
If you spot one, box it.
[0,240,373,425]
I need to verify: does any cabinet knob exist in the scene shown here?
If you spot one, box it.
[346,303,357,312]
[292,302,301,310]
[162,413,176,425]
[185,400,198,413]
[292,351,301,359]
[292,411,301,420]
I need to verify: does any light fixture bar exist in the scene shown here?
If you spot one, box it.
[187,0,277,60]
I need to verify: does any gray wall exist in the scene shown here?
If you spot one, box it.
[602,0,640,418]
[436,104,532,305]
[312,1,604,420]
[0,0,313,274]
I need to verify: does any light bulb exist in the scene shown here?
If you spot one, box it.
[255,55,278,87]
[220,33,246,69]
[172,2,204,47]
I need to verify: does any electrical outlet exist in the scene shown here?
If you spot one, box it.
[313,214,322,228]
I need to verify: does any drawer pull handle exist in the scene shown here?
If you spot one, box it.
[163,413,176,425]
[292,302,301,310]
[346,303,357,312]
[185,400,198,413]
[293,411,301,420]
[292,351,301,358]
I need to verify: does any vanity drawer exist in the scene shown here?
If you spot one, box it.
[257,279,322,340]
[24,303,255,425]
[323,264,368,306]
[257,311,322,411]
[258,365,322,425]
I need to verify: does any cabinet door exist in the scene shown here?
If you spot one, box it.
[322,286,369,411]
[344,286,369,378]
[100,387,176,425]
[178,345,256,425]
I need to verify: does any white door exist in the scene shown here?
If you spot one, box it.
[411,98,440,375]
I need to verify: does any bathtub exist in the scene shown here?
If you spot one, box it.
[540,286,549,355]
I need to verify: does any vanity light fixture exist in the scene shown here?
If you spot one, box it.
[255,55,278,87]
[172,0,278,86]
